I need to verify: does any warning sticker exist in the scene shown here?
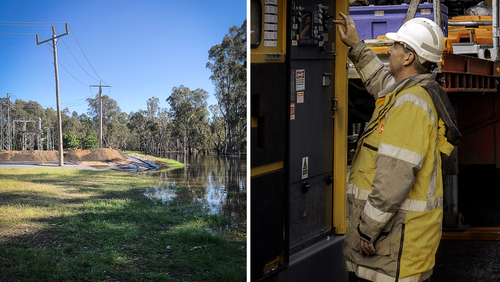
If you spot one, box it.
[290,103,295,120]
[296,69,305,91]
[302,156,308,179]
[297,92,304,103]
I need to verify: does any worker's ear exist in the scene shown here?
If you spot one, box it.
[403,52,415,66]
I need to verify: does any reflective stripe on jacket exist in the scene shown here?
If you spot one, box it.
[344,41,446,282]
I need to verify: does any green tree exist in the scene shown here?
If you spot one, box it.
[86,94,121,148]
[63,131,79,149]
[83,135,98,149]
[128,110,152,153]
[166,86,209,155]
[78,113,96,139]
[206,19,247,155]
[63,110,82,140]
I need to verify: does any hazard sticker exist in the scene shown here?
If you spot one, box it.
[290,103,296,120]
[296,69,305,91]
[297,92,304,103]
[302,156,308,179]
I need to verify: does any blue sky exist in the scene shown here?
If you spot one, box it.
[0,0,247,116]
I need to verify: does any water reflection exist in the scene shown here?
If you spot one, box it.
[143,154,246,239]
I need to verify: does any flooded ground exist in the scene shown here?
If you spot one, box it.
[143,154,247,240]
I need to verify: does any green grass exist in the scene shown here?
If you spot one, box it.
[123,151,185,170]
[0,168,246,281]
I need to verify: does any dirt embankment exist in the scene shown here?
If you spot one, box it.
[0,148,128,163]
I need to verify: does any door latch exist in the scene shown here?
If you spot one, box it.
[330,97,338,119]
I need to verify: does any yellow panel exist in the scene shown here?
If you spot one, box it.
[250,0,287,64]
[333,0,349,235]
[251,161,284,177]
[263,254,284,273]
[251,117,258,128]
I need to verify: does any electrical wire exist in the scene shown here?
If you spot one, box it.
[0,21,66,24]
[58,60,89,86]
[0,24,53,27]
[43,95,94,109]
[3,21,110,112]
[54,26,100,83]
[42,42,88,86]
[68,25,108,85]
[0,32,38,35]
[5,22,107,88]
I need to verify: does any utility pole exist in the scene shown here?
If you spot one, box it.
[36,24,69,166]
[90,81,111,148]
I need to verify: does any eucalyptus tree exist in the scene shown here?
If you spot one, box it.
[166,86,209,155]
[77,113,96,140]
[86,94,121,148]
[208,104,225,154]
[206,19,247,155]
[62,110,82,140]
[128,110,148,152]
[146,97,162,155]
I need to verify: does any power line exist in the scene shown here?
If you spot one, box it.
[0,21,66,24]
[43,96,93,109]
[61,37,99,82]
[0,24,53,27]
[0,32,38,35]
[43,42,88,86]
[54,26,99,82]
[4,22,108,87]
[68,25,108,85]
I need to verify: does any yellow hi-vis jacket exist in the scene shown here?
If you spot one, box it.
[344,41,455,282]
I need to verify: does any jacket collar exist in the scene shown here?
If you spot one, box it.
[377,72,435,99]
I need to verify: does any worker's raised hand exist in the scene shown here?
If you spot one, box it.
[332,12,361,48]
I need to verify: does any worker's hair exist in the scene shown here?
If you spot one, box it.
[402,47,437,74]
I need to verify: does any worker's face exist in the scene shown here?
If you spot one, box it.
[387,42,407,77]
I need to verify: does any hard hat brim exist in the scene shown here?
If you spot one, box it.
[385,32,398,42]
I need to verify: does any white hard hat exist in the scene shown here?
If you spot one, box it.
[386,18,445,64]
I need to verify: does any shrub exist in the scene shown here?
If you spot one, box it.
[63,131,79,149]
[83,135,99,149]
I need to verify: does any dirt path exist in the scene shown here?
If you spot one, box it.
[0,149,158,172]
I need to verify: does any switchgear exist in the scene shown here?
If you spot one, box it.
[251,0,348,281]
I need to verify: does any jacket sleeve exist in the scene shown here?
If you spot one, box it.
[348,41,395,100]
[357,92,433,243]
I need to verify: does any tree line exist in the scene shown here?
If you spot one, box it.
[4,20,246,156]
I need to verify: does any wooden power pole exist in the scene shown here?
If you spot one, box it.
[90,82,111,148]
[36,24,69,166]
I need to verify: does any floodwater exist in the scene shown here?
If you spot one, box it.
[143,153,247,239]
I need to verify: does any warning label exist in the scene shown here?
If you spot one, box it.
[290,103,295,120]
[302,156,308,179]
[296,69,305,91]
[297,92,304,103]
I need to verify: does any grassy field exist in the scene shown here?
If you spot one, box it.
[0,168,246,281]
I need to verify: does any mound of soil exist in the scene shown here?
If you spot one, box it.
[0,148,128,163]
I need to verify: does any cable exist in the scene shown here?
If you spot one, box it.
[0,21,66,24]
[58,60,89,86]
[43,95,94,109]
[0,24,53,27]
[68,25,108,85]
[42,42,88,86]
[0,32,38,35]
[54,26,99,82]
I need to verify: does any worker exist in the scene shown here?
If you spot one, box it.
[333,13,461,282]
